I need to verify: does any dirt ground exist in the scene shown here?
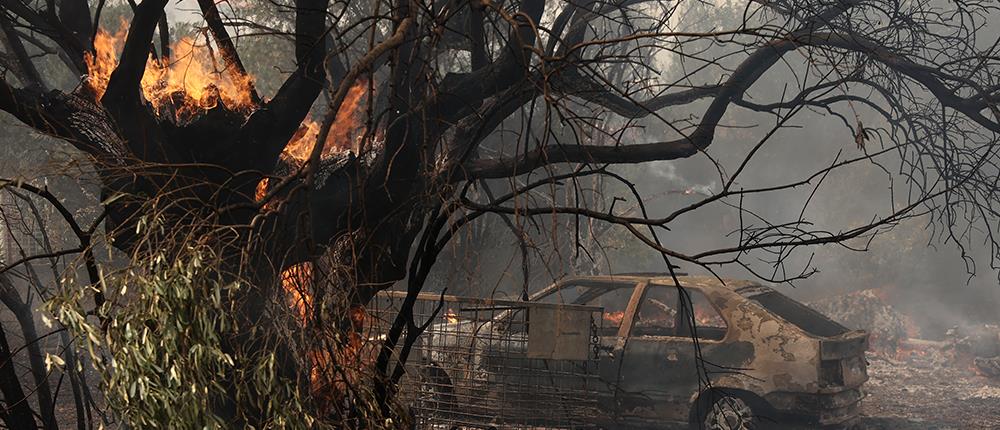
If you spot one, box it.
[857,355,1000,430]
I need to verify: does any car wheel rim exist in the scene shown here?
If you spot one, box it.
[704,396,755,430]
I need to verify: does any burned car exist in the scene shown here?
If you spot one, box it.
[379,275,868,429]
[536,275,869,429]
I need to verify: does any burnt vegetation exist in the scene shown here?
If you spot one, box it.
[2,0,1000,428]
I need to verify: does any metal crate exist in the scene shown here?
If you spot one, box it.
[368,291,604,429]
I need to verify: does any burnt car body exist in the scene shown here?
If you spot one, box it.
[533,275,869,429]
[399,275,868,429]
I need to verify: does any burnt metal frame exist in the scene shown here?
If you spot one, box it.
[371,290,605,429]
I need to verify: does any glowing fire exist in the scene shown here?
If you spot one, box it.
[307,305,373,411]
[281,262,314,325]
[604,311,626,326]
[445,308,459,324]
[254,177,269,202]
[282,80,370,162]
[86,22,256,121]
[85,22,369,164]
[279,262,376,410]
[694,306,725,327]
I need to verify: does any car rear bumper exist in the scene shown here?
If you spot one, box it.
[764,388,864,425]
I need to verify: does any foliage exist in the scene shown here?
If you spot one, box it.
[47,221,398,429]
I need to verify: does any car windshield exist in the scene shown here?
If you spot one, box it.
[748,291,849,337]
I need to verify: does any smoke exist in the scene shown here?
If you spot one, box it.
[649,160,717,196]
[358,0,1000,335]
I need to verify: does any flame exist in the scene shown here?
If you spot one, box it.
[86,22,256,121]
[254,177,281,210]
[445,308,459,324]
[604,311,625,326]
[308,305,377,413]
[279,263,378,409]
[255,177,269,202]
[254,79,368,206]
[281,262,314,325]
[279,262,329,399]
[694,306,725,327]
[86,23,371,208]
[282,80,370,162]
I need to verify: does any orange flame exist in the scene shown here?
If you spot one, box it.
[86,22,256,121]
[281,262,314,325]
[604,311,625,326]
[279,263,378,410]
[445,308,459,324]
[307,310,376,413]
[254,177,269,202]
[282,80,370,162]
[87,23,371,207]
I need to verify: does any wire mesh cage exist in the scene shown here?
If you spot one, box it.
[368,291,605,429]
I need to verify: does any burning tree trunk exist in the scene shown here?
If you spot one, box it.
[0,0,425,423]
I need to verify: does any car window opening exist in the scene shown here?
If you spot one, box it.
[636,286,727,341]
[749,291,849,337]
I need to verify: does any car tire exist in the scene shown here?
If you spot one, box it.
[701,395,760,430]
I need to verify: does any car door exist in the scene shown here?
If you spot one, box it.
[555,281,643,412]
[612,283,731,423]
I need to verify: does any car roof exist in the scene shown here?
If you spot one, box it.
[555,274,761,288]
[538,274,772,298]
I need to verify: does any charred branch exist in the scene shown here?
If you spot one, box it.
[0,319,36,429]
[56,0,93,56]
[0,12,45,90]
[1,0,87,72]
[241,0,330,170]
[197,0,260,105]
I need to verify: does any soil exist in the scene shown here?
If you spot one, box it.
[857,355,1000,430]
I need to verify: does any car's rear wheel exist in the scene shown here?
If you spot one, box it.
[702,395,759,430]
